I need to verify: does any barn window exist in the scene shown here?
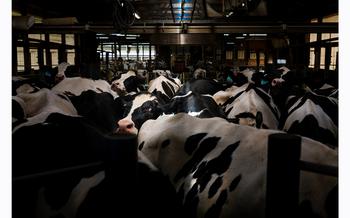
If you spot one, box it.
[309,48,315,68]
[17,47,25,72]
[308,13,338,71]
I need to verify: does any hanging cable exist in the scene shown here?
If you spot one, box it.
[112,0,136,32]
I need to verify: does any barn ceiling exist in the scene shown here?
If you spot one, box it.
[12,0,338,32]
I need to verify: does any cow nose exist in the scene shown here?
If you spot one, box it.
[117,119,137,134]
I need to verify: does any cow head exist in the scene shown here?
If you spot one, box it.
[115,92,163,135]
[111,71,146,96]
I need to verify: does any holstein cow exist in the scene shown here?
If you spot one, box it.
[115,82,225,135]
[13,113,183,218]
[110,70,147,96]
[220,83,280,129]
[138,113,338,218]
[269,69,338,147]
[279,90,338,148]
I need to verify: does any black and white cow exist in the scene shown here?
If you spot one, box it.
[148,75,181,103]
[138,113,338,218]
[279,91,338,148]
[110,70,147,96]
[269,69,338,147]
[12,88,78,132]
[13,113,183,218]
[115,92,164,135]
[219,83,280,129]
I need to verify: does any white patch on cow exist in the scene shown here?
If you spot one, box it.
[13,88,79,133]
[52,77,118,98]
[172,91,193,99]
[138,113,337,218]
[240,68,255,83]
[36,170,105,218]
[188,110,206,117]
[212,85,240,105]
[277,66,291,76]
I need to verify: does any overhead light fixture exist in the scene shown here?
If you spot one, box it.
[134,12,141,20]
[249,33,267,37]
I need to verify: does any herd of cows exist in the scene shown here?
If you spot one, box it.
[12,63,338,218]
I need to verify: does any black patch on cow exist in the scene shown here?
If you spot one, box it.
[131,99,163,130]
[177,79,223,95]
[255,111,263,128]
[208,176,223,199]
[138,141,145,150]
[183,183,200,218]
[287,114,337,147]
[192,141,240,192]
[123,76,139,93]
[166,81,176,95]
[56,93,70,101]
[184,133,208,155]
[166,76,179,87]
[71,90,126,133]
[204,189,228,218]
[12,99,25,121]
[229,174,242,192]
[161,81,175,99]
[235,112,256,119]
[224,106,234,117]
[161,139,171,148]
[174,137,220,182]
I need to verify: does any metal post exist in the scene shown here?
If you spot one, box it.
[265,133,301,218]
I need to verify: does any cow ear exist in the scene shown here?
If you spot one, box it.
[256,111,263,129]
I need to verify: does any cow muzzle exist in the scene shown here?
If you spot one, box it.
[115,118,138,135]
